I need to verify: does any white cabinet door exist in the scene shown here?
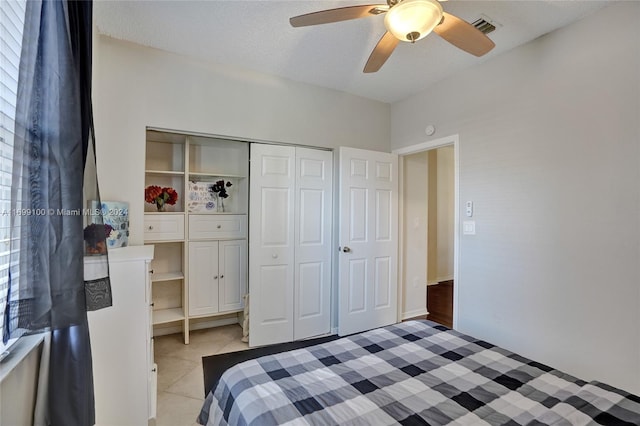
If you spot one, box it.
[249,144,296,347]
[188,241,219,316]
[219,240,247,313]
[338,147,398,336]
[294,148,333,340]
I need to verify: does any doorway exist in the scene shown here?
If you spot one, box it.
[395,135,459,329]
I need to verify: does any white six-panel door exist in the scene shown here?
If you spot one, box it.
[294,148,333,340]
[338,147,398,336]
[249,144,296,346]
[249,144,333,346]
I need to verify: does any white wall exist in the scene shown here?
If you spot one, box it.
[435,146,454,282]
[93,36,390,245]
[391,1,640,394]
[402,151,429,319]
[0,338,42,425]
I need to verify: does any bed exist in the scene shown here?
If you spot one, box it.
[198,320,640,425]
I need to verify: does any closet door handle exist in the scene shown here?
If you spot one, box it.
[342,246,352,253]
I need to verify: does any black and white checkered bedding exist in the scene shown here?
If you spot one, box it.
[198,320,640,425]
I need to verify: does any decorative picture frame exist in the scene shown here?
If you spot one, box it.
[188,181,218,213]
[89,200,130,249]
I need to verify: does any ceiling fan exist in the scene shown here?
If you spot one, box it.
[290,0,495,73]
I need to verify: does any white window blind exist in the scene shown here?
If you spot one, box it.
[0,0,26,346]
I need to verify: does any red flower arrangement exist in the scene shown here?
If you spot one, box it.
[145,185,178,211]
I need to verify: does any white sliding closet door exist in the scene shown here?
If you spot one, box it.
[249,144,295,347]
[294,148,333,340]
[250,144,333,347]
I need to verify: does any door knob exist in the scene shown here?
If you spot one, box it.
[342,246,351,253]
[272,253,278,259]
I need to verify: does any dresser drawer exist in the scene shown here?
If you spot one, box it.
[188,215,247,240]
[144,214,185,241]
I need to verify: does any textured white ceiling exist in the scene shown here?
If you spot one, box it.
[94,0,611,103]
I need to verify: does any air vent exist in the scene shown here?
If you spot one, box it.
[471,16,497,35]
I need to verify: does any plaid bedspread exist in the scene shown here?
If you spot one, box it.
[198,320,640,425]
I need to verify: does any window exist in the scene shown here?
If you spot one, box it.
[0,0,26,352]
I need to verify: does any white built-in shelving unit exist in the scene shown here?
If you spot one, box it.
[144,130,248,344]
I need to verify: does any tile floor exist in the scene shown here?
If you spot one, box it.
[153,324,249,426]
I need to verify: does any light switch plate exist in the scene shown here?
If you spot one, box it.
[463,221,476,235]
[465,201,473,217]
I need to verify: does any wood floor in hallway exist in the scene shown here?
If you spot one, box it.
[426,280,453,328]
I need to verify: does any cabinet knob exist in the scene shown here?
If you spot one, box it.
[149,269,154,274]
[213,275,218,279]
[216,225,222,229]
[272,253,278,259]
[150,302,155,307]
[151,367,157,373]
[220,275,224,279]
[148,225,153,230]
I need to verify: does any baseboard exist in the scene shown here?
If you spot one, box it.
[152,316,240,337]
[402,308,428,320]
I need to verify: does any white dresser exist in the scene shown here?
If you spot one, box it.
[87,245,156,425]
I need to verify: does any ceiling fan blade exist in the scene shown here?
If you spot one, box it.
[433,12,495,57]
[290,5,388,28]
[364,31,399,73]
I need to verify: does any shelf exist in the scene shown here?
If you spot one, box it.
[151,272,184,283]
[188,172,246,179]
[145,170,185,176]
[153,308,185,325]
[189,308,242,320]
[143,211,185,215]
[187,211,245,215]
[144,239,184,244]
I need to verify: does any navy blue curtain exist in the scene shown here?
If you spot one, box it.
[3,0,110,424]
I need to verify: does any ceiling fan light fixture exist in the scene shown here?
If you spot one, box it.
[384,0,443,43]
